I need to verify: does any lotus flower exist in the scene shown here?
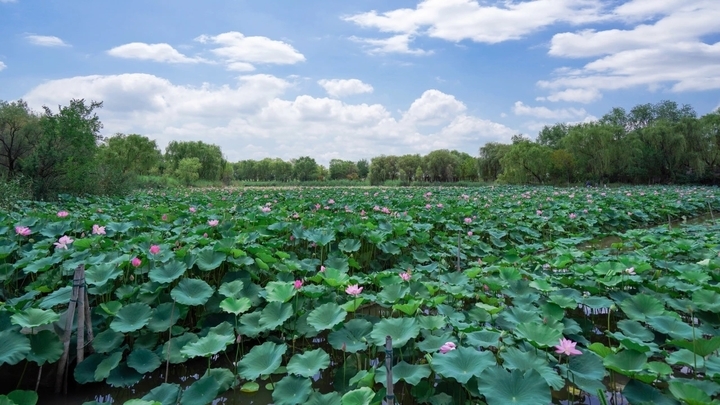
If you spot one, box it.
[149,245,161,255]
[625,267,636,275]
[294,280,303,289]
[208,219,219,227]
[555,338,582,356]
[161,214,168,221]
[345,284,363,296]
[439,342,456,354]
[400,272,411,281]
[131,257,142,267]
[464,217,472,224]
[92,224,106,235]
[569,213,577,219]
[57,211,69,218]
[15,226,31,236]
[189,207,196,213]
[261,206,271,213]
[54,235,74,250]
[319,265,325,273]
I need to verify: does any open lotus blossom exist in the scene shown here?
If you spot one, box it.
[15,226,31,236]
[92,224,106,235]
[189,207,196,213]
[569,213,577,219]
[261,206,271,213]
[625,267,636,275]
[555,338,582,356]
[54,235,74,250]
[400,272,411,281]
[149,245,161,254]
[467,231,473,236]
[464,217,472,224]
[57,211,69,218]
[345,284,363,296]
[294,279,303,289]
[131,257,142,267]
[439,342,456,354]
[208,219,219,227]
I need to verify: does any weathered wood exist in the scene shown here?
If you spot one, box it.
[55,266,81,393]
[76,266,86,364]
[384,335,394,405]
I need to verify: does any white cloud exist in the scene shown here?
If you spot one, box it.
[0,0,18,3]
[107,43,205,64]
[26,35,69,47]
[349,34,431,55]
[512,101,589,120]
[0,61,6,71]
[344,0,608,53]
[22,74,514,163]
[318,79,374,98]
[196,31,305,71]
[537,88,601,103]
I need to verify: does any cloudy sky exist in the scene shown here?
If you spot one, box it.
[1,0,719,164]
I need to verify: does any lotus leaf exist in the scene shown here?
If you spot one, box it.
[287,348,330,378]
[369,317,420,348]
[431,346,496,384]
[11,308,59,328]
[271,375,312,405]
[238,342,287,380]
[0,330,31,366]
[170,278,214,306]
[476,367,551,405]
[307,302,347,332]
[110,303,152,333]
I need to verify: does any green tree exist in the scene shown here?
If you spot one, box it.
[356,159,369,179]
[498,140,551,184]
[175,157,202,186]
[165,141,224,181]
[479,142,510,182]
[98,133,161,175]
[292,156,318,181]
[0,100,41,178]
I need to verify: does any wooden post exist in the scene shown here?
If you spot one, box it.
[384,336,394,405]
[76,266,86,364]
[55,265,90,394]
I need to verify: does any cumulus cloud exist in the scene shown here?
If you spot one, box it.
[317,79,374,98]
[22,74,514,163]
[349,34,431,55]
[196,31,305,71]
[0,61,6,71]
[26,35,70,47]
[107,43,205,64]
[344,0,607,49]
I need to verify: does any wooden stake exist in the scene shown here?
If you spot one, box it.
[55,266,81,393]
[384,336,394,405]
[76,266,86,364]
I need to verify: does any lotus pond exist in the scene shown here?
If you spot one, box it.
[2,185,720,405]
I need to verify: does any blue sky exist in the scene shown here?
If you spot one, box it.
[1,0,719,164]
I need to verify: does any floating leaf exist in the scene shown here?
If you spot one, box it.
[95,352,123,381]
[180,375,220,405]
[141,383,181,405]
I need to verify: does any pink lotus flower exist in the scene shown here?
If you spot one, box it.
[15,226,31,236]
[161,214,168,221]
[261,206,271,213]
[467,231,473,236]
[294,279,303,289]
[345,284,363,296]
[57,211,69,218]
[149,245,161,255]
[400,272,411,281]
[555,338,582,356]
[92,224,106,235]
[189,207,196,213]
[54,235,74,250]
[328,199,335,205]
[208,219,219,227]
[464,217,472,224]
[536,210,542,215]
[439,342,456,354]
[320,265,326,273]
[569,213,577,219]
[131,257,142,267]
[203,233,208,238]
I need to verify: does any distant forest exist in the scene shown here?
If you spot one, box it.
[1,98,719,200]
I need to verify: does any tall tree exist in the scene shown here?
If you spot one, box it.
[0,100,41,177]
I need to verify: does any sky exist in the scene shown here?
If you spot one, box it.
[1,0,719,165]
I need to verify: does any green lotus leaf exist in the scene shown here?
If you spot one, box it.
[464,330,502,349]
[218,280,244,298]
[110,302,152,333]
[237,342,287,380]
[307,303,347,332]
[377,284,409,303]
[204,368,235,393]
[149,260,187,284]
[338,239,361,253]
[219,297,252,315]
[320,267,349,288]
[431,346,496,384]
[27,330,63,365]
[180,375,221,405]
[340,387,374,405]
[100,301,123,316]
[141,383,181,405]
[93,329,125,354]
[669,337,720,358]
[328,319,372,353]
[667,349,705,369]
[603,349,647,375]
[107,363,143,387]
[74,353,105,384]
[369,318,420,348]
[11,308,59,328]
[513,323,562,348]
[123,400,159,405]
[391,361,431,386]
[0,330,31,366]
[240,382,259,393]
[265,281,297,303]
[305,392,341,405]
[564,351,606,394]
[287,348,331,378]
[646,315,694,340]
[416,315,447,331]
[23,256,62,274]
[622,379,679,405]
[160,333,199,364]
[95,351,123,381]
[237,311,264,338]
[127,348,161,374]
[170,278,214,306]
[617,320,655,342]
[196,249,227,272]
[476,367,551,405]
[145,303,178,333]
[416,331,454,353]
[85,263,122,287]
[646,361,673,376]
[271,375,312,405]
[620,295,665,321]
[38,286,72,309]
[691,289,720,312]
[259,301,293,331]
[181,332,233,359]
[7,390,38,405]
[669,380,714,405]
[393,299,422,316]
[501,347,564,390]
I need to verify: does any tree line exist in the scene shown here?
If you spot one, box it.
[2,97,719,200]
